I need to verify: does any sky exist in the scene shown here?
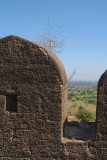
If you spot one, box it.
[0,0,107,81]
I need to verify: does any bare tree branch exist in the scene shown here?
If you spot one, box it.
[67,69,77,83]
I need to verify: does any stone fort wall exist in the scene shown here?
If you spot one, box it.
[0,35,106,160]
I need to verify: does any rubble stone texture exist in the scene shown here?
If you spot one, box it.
[0,35,106,160]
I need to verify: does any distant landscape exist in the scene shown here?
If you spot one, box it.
[67,81,97,122]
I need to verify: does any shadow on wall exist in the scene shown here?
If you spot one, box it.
[63,120,96,140]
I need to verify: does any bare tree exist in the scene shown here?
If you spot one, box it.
[36,22,64,54]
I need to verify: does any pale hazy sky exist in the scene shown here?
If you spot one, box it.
[0,0,107,81]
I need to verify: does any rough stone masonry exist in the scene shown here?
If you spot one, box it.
[0,35,106,160]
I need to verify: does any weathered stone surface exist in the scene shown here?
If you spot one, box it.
[96,71,107,136]
[0,35,67,159]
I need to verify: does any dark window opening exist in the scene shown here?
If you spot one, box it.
[6,95,17,112]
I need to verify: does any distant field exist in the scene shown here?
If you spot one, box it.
[68,100,96,115]
[67,81,97,122]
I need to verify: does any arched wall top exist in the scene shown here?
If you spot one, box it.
[0,35,67,86]
[98,70,107,84]
[98,70,107,94]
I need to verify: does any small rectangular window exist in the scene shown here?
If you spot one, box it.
[6,95,17,112]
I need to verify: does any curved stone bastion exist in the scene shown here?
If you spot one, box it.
[0,35,106,160]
